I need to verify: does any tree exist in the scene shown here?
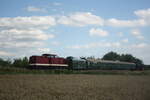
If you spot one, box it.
[102,51,120,61]
[22,57,29,67]
[120,54,134,62]
[0,58,12,67]
[13,58,22,67]
[134,58,143,65]
[120,54,143,64]
[13,57,29,68]
[102,51,143,65]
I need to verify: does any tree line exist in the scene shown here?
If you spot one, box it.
[0,51,144,68]
[0,57,29,68]
[102,51,143,65]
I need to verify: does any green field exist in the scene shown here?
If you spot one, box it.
[0,75,150,100]
[0,67,150,75]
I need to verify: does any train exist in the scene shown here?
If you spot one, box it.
[29,54,68,69]
[29,54,144,70]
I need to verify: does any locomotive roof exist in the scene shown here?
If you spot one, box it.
[42,54,57,56]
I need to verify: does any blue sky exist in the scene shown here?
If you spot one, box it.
[0,0,150,64]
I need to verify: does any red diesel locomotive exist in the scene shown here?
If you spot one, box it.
[29,54,68,69]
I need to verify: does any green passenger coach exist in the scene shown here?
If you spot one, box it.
[67,57,136,70]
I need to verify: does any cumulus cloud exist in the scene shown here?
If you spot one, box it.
[26,6,47,13]
[118,32,123,37]
[131,29,140,35]
[0,16,56,29]
[0,51,14,56]
[56,8,150,27]
[0,29,54,41]
[37,48,51,53]
[131,43,148,48]
[89,28,108,37]
[131,29,144,40]
[68,42,149,50]
[134,8,150,25]
[68,42,121,49]
[0,16,56,57]
[106,18,146,27]
[105,8,150,27]
[122,38,129,43]
[57,12,104,27]
[134,8,150,18]
[0,41,44,50]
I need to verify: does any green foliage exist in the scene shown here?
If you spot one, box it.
[0,57,29,68]
[0,58,12,67]
[102,51,120,61]
[102,51,143,65]
[0,67,150,75]
[144,65,150,70]
[13,57,29,68]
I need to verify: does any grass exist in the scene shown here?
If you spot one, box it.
[0,66,150,75]
[0,75,150,100]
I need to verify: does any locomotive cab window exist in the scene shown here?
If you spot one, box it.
[42,54,58,58]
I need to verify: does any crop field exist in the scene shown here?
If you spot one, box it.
[0,75,150,100]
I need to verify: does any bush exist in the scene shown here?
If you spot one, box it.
[13,57,29,68]
[0,58,12,67]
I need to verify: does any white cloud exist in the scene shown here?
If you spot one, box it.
[118,32,123,37]
[132,29,141,36]
[26,6,47,13]
[0,41,44,49]
[0,51,14,56]
[134,8,150,18]
[57,12,104,27]
[136,35,144,40]
[68,42,149,50]
[131,29,144,40]
[117,43,150,64]
[106,18,146,27]
[68,42,121,49]
[56,8,150,27]
[105,8,150,27]
[112,42,121,47]
[37,48,51,53]
[89,28,108,37]
[51,41,60,46]
[134,8,150,25]
[131,29,140,35]
[35,48,57,55]
[131,43,148,48]
[0,16,56,57]
[0,29,54,41]
[122,38,128,43]
[0,16,56,29]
